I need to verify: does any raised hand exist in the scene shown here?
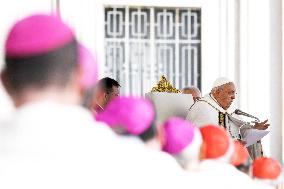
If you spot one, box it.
[253,119,269,130]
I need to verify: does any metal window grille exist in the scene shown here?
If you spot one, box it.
[104,6,201,96]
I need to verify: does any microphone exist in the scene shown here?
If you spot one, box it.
[234,109,260,122]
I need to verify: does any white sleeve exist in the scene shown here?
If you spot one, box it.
[186,102,217,128]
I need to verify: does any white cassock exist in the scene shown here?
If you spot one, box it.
[116,136,189,189]
[183,160,274,189]
[186,94,266,159]
[0,101,188,189]
[186,93,241,139]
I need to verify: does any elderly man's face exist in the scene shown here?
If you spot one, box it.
[215,82,236,110]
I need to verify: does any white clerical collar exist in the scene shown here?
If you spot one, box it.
[204,93,227,113]
[96,102,104,111]
[91,102,104,115]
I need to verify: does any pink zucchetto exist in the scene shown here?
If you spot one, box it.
[5,14,75,58]
[96,96,155,135]
[162,117,199,155]
[78,44,98,89]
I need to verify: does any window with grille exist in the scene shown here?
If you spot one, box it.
[104,6,201,96]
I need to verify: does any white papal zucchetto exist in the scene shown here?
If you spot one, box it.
[212,77,233,89]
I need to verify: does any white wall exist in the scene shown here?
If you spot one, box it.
[0,0,52,120]
[270,0,283,163]
[59,0,98,73]
[239,0,271,156]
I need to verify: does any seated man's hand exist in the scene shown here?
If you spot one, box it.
[253,119,269,130]
[193,97,201,102]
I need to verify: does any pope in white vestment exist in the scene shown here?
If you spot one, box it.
[186,93,241,139]
[186,77,269,159]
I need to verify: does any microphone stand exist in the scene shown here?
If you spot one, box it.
[238,123,246,140]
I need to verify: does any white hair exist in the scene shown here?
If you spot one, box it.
[182,86,201,95]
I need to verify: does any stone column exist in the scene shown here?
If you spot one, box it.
[270,0,283,163]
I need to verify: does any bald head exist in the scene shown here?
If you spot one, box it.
[182,86,201,102]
